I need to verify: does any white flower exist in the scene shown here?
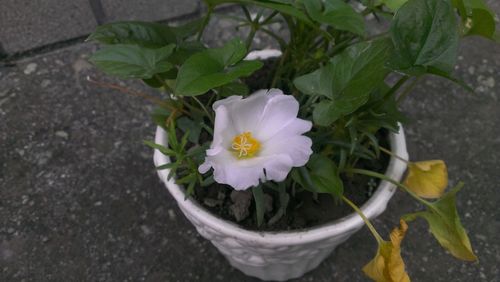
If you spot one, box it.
[198,89,313,190]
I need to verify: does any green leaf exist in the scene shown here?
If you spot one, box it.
[268,183,290,225]
[204,0,313,25]
[143,140,176,156]
[168,41,206,65]
[252,186,265,227]
[307,154,344,198]
[156,163,177,170]
[452,0,497,39]
[90,44,175,79]
[177,117,202,144]
[293,64,335,98]
[142,68,178,88]
[175,39,263,96]
[297,39,393,125]
[404,183,477,261]
[151,107,171,129]
[87,21,178,47]
[171,18,206,41]
[312,100,341,126]
[379,0,408,11]
[353,84,407,133]
[87,20,202,47]
[215,81,250,97]
[390,0,459,74]
[291,167,314,192]
[304,0,365,36]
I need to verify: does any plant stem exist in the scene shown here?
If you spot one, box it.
[191,96,214,124]
[261,11,278,25]
[270,46,289,88]
[384,76,409,99]
[246,26,257,50]
[260,28,287,49]
[241,5,252,22]
[345,168,433,207]
[328,36,355,57]
[197,6,213,41]
[342,196,384,244]
[379,146,410,164]
[86,76,187,115]
[154,74,173,93]
[397,76,422,103]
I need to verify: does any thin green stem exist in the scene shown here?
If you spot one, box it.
[397,76,422,103]
[246,26,257,50]
[197,6,213,41]
[260,28,287,49]
[345,168,434,208]
[342,196,384,244]
[261,11,278,25]
[327,36,355,57]
[384,76,409,100]
[270,46,289,88]
[154,74,173,93]
[241,5,252,22]
[191,96,214,124]
[379,146,410,164]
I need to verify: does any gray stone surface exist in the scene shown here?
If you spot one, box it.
[1,5,500,282]
[0,0,201,55]
[0,0,97,54]
[101,0,200,23]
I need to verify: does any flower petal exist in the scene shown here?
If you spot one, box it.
[212,90,270,133]
[262,154,294,182]
[211,105,238,149]
[254,89,302,140]
[199,148,297,190]
[261,134,313,167]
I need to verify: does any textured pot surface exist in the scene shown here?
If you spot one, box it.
[153,125,408,281]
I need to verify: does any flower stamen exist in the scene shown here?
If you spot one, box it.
[231,132,260,159]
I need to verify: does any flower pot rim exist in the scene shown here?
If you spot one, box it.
[153,124,408,246]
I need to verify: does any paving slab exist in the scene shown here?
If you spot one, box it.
[0,0,97,54]
[101,0,200,23]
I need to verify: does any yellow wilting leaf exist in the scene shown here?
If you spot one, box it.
[363,220,411,282]
[404,160,448,199]
[404,183,478,261]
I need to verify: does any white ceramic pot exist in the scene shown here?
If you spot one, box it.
[153,124,408,281]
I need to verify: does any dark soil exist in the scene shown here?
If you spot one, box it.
[191,60,391,231]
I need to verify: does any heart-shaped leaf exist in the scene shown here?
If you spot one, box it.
[390,0,459,74]
[175,39,263,96]
[204,0,312,25]
[304,0,365,36]
[305,154,344,198]
[295,39,393,125]
[87,20,202,47]
[452,0,497,39]
[90,44,175,79]
[404,183,478,261]
[293,63,335,98]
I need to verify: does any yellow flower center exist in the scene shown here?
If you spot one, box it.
[231,132,261,159]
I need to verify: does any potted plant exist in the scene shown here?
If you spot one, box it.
[87,0,497,280]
